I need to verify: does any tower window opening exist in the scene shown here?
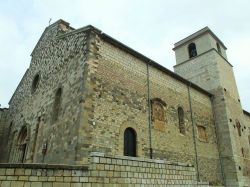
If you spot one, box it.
[216,42,221,54]
[188,43,197,58]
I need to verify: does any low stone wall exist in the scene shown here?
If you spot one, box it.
[0,152,209,186]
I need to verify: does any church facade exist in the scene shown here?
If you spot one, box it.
[0,19,249,187]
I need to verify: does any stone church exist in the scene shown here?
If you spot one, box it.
[0,19,249,187]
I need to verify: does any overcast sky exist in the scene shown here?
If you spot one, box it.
[0,0,249,111]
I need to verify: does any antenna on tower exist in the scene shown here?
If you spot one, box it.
[49,18,52,26]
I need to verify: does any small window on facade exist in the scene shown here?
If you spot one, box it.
[236,120,241,137]
[241,147,244,157]
[124,128,137,157]
[216,42,221,54]
[178,107,185,134]
[31,74,40,93]
[52,88,62,122]
[188,43,197,58]
[197,125,207,142]
[152,99,165,122]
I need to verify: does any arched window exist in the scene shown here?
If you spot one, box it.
[178,107,185,134]
[15,126,28,163]
[124,128,137,157]
[216,42,221,54]
[188,43,197,58]
[197,125,207,142]
[31,74,40,93]
[52,88,62,122]
[236,120,241,136]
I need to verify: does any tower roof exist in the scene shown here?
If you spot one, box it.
[173,26,227,50]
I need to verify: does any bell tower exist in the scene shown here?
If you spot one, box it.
[173,27,250,186]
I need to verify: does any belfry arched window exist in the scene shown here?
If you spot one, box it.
[124,128,137,157]
[216,42,221,54]
[178,107,185,134]
[15,126,28,163]
[188,43,197,58]
[52,88,62,122]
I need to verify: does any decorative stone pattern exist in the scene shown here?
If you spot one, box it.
[0,152,209,187]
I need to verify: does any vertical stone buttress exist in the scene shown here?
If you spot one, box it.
[75,28,100,164]
[173,27,250,186]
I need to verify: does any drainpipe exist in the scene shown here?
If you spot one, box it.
[146,62,153,159]
[187,83,200,181]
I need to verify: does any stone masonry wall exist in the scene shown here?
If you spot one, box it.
[0,152,210,187]
[6,20,88,165]
[0,108,10,162]
[173,35,250,186]
[241,112,250,185]
[84,34,224,185]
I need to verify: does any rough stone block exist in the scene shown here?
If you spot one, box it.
[79,177,88,182]
[29,182,42,187]
[6,176,18,180]
[5,169,15,176]
[71,176,79,182]
[10,181,24,187]
[70,183,82,187]
[42,182,52,187]
[72,170,82,176]
[38,176,47,181]
[55,176,63,182]
[0,168,6,175]
[53,182,70,187]
[24,169,32,176]
[18,176,29,181]
[23,182,31,187]
[47,177,55,182]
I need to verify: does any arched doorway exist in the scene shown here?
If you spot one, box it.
[124,128,137,157]
[15,126,28,163]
